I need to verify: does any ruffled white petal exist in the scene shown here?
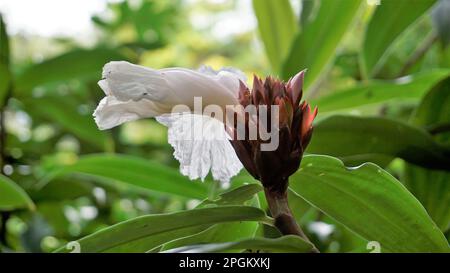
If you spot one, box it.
[93,96,163,130]
[156,113,243,184]
[94,61,244,130]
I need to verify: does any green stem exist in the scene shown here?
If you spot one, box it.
[396,32,438,77]
[263,185,319,253]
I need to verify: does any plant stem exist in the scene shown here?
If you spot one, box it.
[263,185,319,253]
[396,32,438,77]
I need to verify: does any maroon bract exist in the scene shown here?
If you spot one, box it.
[230,70,318,194]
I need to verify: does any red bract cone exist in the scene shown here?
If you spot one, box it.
[230,70,317,191]
[228,70,319,252]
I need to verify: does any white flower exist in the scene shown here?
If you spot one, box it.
[94,61,245,184]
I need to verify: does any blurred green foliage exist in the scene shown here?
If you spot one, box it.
[0,0,449,253]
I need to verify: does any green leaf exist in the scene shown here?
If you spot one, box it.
[121,184,263,253]
[41,154,209,199]
[404,77,450,232]
[22,96,113,150]
[313,69,450,113]
[0,174,34,211]
[307,115,450,170]
[0,15,8,63]
[0,14,11,106]
[158,221,260,253]
[55,206,268,253]
[404,166,450,232]
[164,235,313,253]
[411,77,450,135]
[0,63,10,106]
[15,48,127,94]
[252,0,297,74]
[157,184,263,252]
[201,183,262,206]
[32,179,94,202]
[290,155,449,253]
[282,0,361,88]
[362,0,436,77]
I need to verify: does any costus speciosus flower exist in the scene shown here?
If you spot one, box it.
[94,61,318,249]
[94,61,316,186]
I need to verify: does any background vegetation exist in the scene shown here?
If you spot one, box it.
[0,0,449,253]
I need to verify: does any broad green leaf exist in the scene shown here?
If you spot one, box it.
[22,96,113,150]
[0,174,34,211]
[362,0,436,77]
[313,70,450,113]
[411,77,450,136]
[107,225,212,253]
[41,154,209,199]
[282,0,361,88]
[404,166,450,232]
[164,235,313,253]
[0,14,10,106]
[307,115,450,170]
[158,222,260,253]
[290,155,449,252]
[252,0,297,74]
[404,78,450,232]
[118,184,263,253]
[0,63,10,106]
[32,179,94,202]
[158,185,263,252]
[55,206,268,253]
[15,48,127,94]
[0,14,9,64]
[201,183,262,207]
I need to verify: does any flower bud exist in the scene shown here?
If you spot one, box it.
[229,70,317,193]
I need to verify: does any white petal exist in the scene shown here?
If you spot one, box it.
[156,113,243,184]
[93,96,162,130]
[95,61,243,130]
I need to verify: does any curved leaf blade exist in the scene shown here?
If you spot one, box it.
[290,155,449,253]
[0,14,10,105]
[41,154,209,199]
[15,48,127,94]
[404,77,450,232]
[164,235,313,253]
[23,96,112,150]
[0,175,35,211]
[362,0,436,77]
[116,184,263,253]
[55,206,268,253]
[314,70,450,113]
[157,185,263,252]
[307,115,450,170]
[252,0,297,73]
[282,0,361,87]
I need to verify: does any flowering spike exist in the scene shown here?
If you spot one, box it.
[230,69,317,193]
